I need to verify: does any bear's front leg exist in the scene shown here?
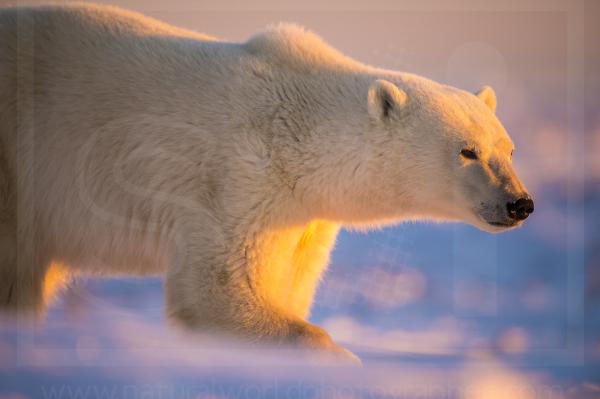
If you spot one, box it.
[286,318,360,363]
[164,232,359,364]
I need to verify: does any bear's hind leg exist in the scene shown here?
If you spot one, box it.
[0,221,52,317]
[0,221,18,308]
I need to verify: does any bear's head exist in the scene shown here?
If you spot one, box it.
[365,78,533,233]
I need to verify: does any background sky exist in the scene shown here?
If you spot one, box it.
[1,0,599,398]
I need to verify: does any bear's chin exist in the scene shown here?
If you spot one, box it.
[475,220,522,233]
[462,213,523,233]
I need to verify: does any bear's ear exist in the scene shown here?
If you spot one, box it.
[368,79,407,122]
[476,85,497,113]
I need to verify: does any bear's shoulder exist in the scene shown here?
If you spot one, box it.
[243,23,365,71]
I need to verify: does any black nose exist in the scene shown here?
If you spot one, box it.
[507,197,534,221]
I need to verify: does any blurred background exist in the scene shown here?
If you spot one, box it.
[1,0,598,398]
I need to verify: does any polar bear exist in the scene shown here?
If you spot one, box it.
[0,4,533,361]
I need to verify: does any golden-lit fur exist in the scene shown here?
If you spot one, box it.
[0,3,531,362]
[252,220,339,319]
[42,262,70,305]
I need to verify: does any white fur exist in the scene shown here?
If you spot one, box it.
[0,3,531,361]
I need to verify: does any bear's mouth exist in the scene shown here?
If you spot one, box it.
[487,221,517,227]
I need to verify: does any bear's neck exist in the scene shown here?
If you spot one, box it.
[256,68,416,225]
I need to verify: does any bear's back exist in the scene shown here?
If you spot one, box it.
[0,2,221,98]
[0,3,218,44]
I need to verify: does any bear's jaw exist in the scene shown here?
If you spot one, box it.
[487,221,519,228]
[478,219,523,233]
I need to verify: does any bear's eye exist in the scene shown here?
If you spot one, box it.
[460,149,478,160]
